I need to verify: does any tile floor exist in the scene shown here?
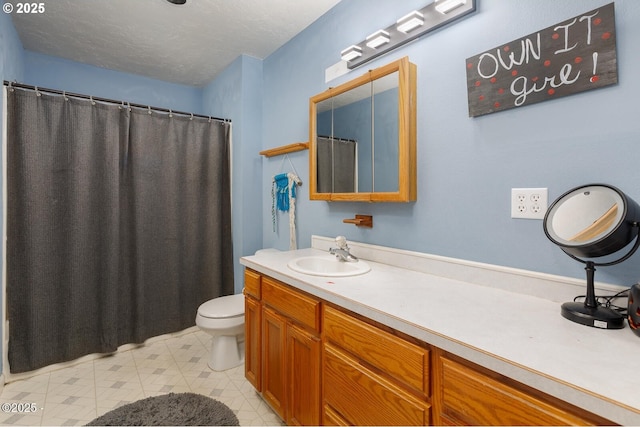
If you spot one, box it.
[0,330,283,426]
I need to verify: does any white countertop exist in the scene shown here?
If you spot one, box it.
[240,245,640,425]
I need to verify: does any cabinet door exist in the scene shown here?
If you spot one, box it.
[262,307,287,420]
[244,295,261,390]
[287,323,321,426]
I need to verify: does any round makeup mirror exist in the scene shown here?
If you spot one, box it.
[543,184,640,329]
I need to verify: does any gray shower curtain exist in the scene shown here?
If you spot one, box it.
[317,136,356,193]
[6,88,233,373]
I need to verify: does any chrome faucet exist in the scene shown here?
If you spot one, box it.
[329,236,359,262]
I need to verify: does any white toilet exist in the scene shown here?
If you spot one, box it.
[195,293,245,371]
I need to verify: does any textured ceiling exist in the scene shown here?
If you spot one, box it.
[11,0,341,87]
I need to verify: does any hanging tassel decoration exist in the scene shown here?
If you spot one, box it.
[275,173,294,211]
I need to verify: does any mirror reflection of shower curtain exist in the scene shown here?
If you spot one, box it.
[317,136,357,193]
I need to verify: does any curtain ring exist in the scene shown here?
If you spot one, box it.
[190,113,193,121]
[208,116,212,123]
[169,109,173,118]
[8,81,13,92]
[90,95,96,105]
[127,102,131,112]
[148,106,152,115]
[35,86,41,97]
[62,90,68,101]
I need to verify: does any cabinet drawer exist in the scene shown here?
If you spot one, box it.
[262,277,320,332]
[244,269,261,299]
[323,343,430,426]
[439,355,601,426]
[324,305,429,395]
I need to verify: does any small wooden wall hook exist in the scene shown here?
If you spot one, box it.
[343,214,373,228]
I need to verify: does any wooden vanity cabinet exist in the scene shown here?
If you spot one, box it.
[244,269,614,426]
[432,349,614,426]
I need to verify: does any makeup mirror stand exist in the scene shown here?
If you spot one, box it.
[544,184,640,329]
[560,227,640,328]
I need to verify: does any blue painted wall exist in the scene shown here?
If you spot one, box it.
[261,0,640,287]
[203,55,263,293]
[0,11,25,377]
[0,13,24,83]
[23,52,202,113]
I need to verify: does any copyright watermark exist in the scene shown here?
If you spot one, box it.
[3,2,46,14]
[1,402,41,413]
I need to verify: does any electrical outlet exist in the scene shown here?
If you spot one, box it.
[511,188,548,219]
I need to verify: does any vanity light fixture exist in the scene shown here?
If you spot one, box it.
[340,45,363,62]
[435,0,467,14]
[340,0,476,69]
[366,30,391,49]
[396,11,424,33]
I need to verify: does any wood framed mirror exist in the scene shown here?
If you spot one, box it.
[309,56,417,202]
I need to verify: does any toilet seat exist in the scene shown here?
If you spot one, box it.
[195,293,246,371]
[198,294,244,319]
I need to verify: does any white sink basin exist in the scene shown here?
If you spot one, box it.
[287,255,371,277]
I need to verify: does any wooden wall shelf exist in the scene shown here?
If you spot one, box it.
[260,142,309,158]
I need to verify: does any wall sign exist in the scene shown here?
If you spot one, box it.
[466,3,617,117]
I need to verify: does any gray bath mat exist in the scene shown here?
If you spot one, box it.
[86,392,239,426]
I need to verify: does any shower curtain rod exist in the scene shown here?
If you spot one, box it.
[3,80,231,123]
[318,135,357,143]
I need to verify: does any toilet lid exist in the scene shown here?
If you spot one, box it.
[198,294,244,319]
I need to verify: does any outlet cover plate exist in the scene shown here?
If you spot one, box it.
[511,188,548,220]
